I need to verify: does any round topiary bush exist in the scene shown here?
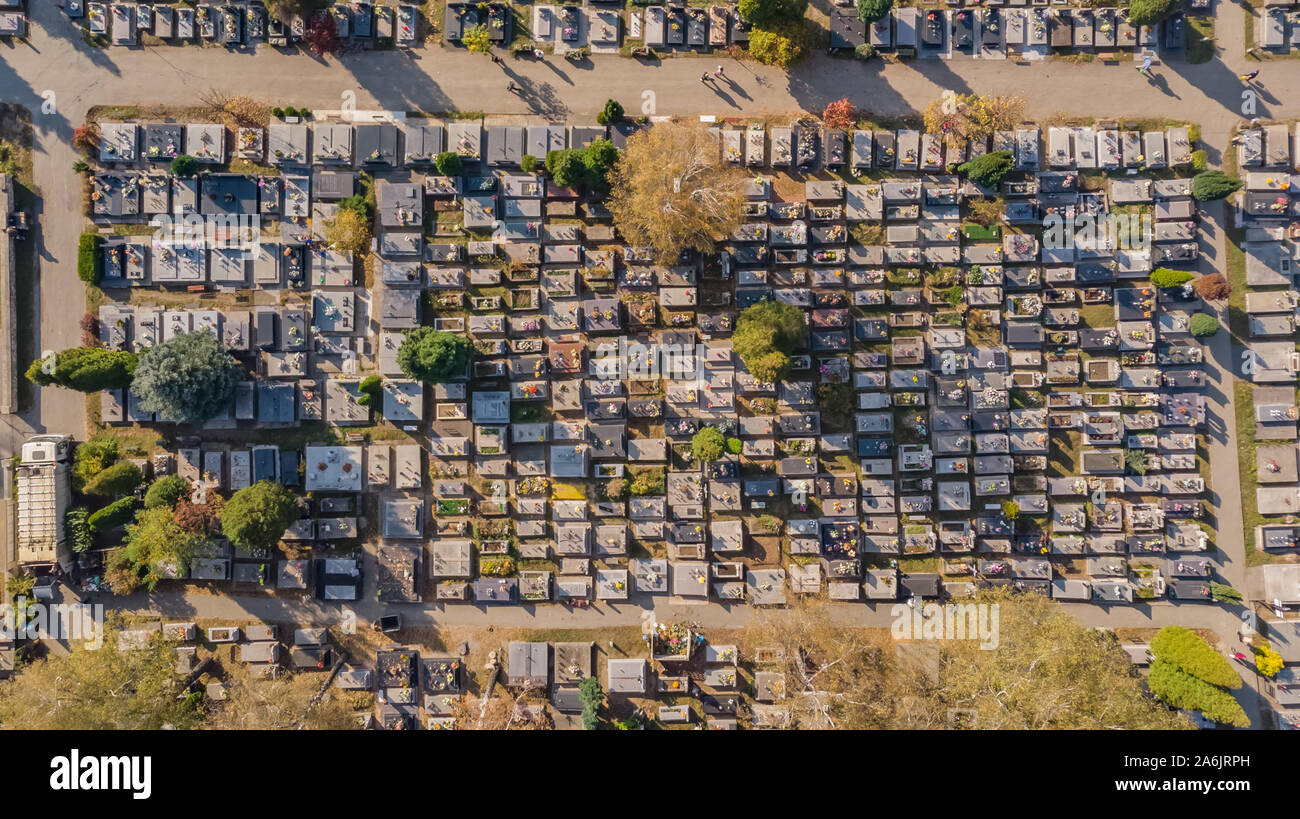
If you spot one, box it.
[1189,312,1219,337]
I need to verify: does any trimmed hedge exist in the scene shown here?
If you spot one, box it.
[78,233,103,285]
[1150,267,1194,288]
[87,497,139,532]
[1150,626,1241,689]
[82,460,144,498]
[958,151,1014,190]
[1148,660,1249,727]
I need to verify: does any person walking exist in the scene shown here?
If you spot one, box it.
[1240,69,1260,83]
[701,72,711,83]
[715,64,725,78]
[507,81,520,93]
[1137,53,1152,75]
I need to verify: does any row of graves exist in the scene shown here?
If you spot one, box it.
[1236,120,1300,560]
[118,622,338,683]
[829,4,1185,60]
[78,1,422,48]
[1258,2,1300,55]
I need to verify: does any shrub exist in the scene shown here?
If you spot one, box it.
[1128,0,1179,26]
[725,437,743,455]
[546,140,619,190]
[72,159,90,175]
[853,42,875,60]
[1191,149,1207,172]
[170,154,199,177]
[87,497,139,532]
[72,435,119,491]
[748,20,810,68]
[80,313,100,347]
[65,508,94,554]
[1254,642,1284,678]
[1125,448,1148,475]
[78,233,103,285]
[856,0,893,23]
[941,283,964,307]
[629,467,666,496]
[1191,170,1242,202]
[1147,660,1249,727]
[692,427,726,462]
[520,153,539,173]
[82,460,143,499]
[1209,581,1242,604]
[1194,273,1230,301]
[104,548,144,596]
[356,374,383,408]
[822,97,856,130]
[221,480,300,551]
[1150,267,1194,288]
[733,300,807,383]
[304,11,341,56]
[143,474,189,510]
[1001,501,1020,520]
[1151,626,1242,689]
[397,327,474,383]
[272,107,285,118]
[958,150,1014,190]
[737,0,808,26]
[463,22,492,53]
[596,99,624,126]
[25,347,137,393]
[434,151,462,176]
[1189,312,1219,338]
[130,331,241,426]
[73,122,100,155]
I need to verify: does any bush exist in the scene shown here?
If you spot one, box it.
[463,22,492,53]
[397,327,474,383]
[78,233,102,285]
[1208,581,1241,604]
[958,150,1014,190]
[692,427,726,462]
[170,154,199,177]
[72,159,90,175]
[304,11,341,56]
[72,435,119,491]
[822,97,856,130]
[65,508,94,554]
[546,139,619,191]
[1191,149,1207,172]
[73,122,100,155]
[1001,501,1020,520]
[856,0,893,22]
[87,497,139,532]
[853,42,875,60]
[1147,660,1249,727]
[1150,267,1194,288]
[596,99,624,126]
[520,153,539,173]
[629,467,666,496]
[25,347,137,393]
[221,480,300,551]
[1128,0,1179,26]
[1125,448,1148,475]
[737,0,808,26]
[726,437,743,455]
[82,460,143,499]
[1189,312,1219,338]
[143,474,189,510]
[104,548,144,596]
[749,21,810,68]
[1151,626,1241,689]
[356,374,382,408]
[1254,642,1284,678]
[1191,170,1242,202]
[130,330,241,426]
[1194,273,1230,301]
[272,107,285,118]
[733,300,807,383]
[80,313,100,347]
[434,151,462,176]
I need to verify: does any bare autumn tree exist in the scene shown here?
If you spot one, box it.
[448,688,553,730]
[607,120,747,265]
[207,662,361,730]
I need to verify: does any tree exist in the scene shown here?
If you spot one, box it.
[1209,581,1242,604]
[856,0,893,23]
[170,154,199,177]
[0,622,204,730]
[434,150,463,176]
[397,327,474,383]
[174,495,223,537]
[1189,312,1219,338]
[207,662,361,730]
[1151,267,1194,288]
[72,435,119,491]
[304,11,341,56]
[546,139,619,191]
[1128,0,1180,26]
[738,0,808,25]
[1191,170,1242,202]
[520,154,539,173]
[1150,626,1241,689]
[463,22,492,53]
[607,121,746,265]
[822,97,856,130]
[733,300,807,384]
[596,99,625,126]
[726,437,743,455]
[1148,661,1249,727]
[65,508,93,554]
[143,474,189,510]
[25,347,137,393]
[130,330,241,426]
[1194,273,1231,301]
[691,427,726,462]
[123,506,212,589]
[221,480,299,552]
[958,150,1014,190]
[82,460,143,499]
[924,94,1024,142]
[324,207,372,255]
[87,497,138,532]
[104,548,144,595]
[1253,642,1284,678]
[747,20,809,68]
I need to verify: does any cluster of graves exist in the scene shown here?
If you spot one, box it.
[118,622,337,681]
[75,0,422,47]
[81,103,1248,609]
[830,2,1187,58]
[1258,0,1300,54]
[1236,121,1300,556]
